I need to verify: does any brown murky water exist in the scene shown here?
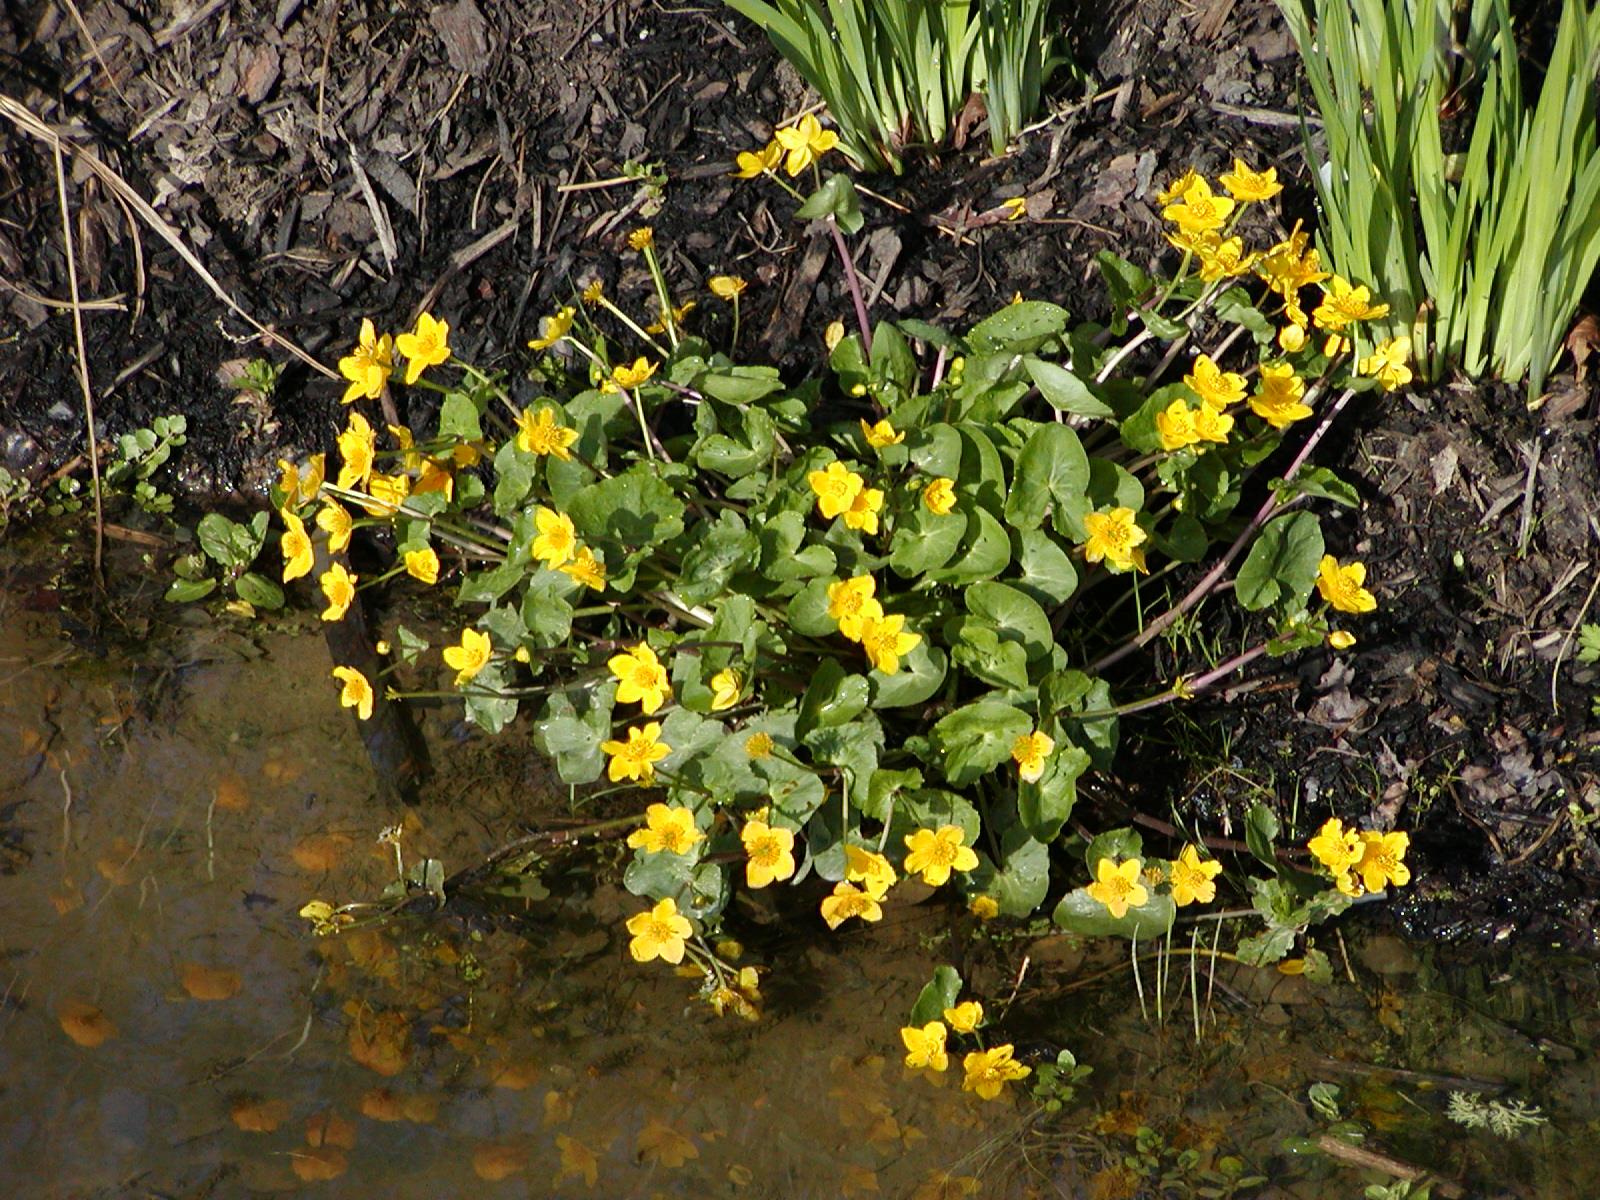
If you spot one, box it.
[2,543,1596,1198]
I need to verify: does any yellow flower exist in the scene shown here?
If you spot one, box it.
[528,306,575,351]
[363,472,410,516]
[1218,158,1283,202]
[1000,196,1028,221]
[1316,555,1377,614]
[943,1000,984,1034]
[276,454,324,509]
[741,819,796,888]
[823,320,845,352]
[318,562,357,621]
[1192,404,1234,445]
[331,665,374,720]
[338,318,393,404]
[961,1045,1030,1101]
[1169,845,1223,907]
[1359,336,1413,392]
[645,300,696,335]
[404,546,439,585]
[316,501,353,554]
[395,311,451,385]
[581,279,605,306]
[531,506,577,569]
[841,485,884,534]
[859,612,921,675]
[1156,168,1200,206]
[603,357,658,393]
[808,460,864,520]
[1329,630,1357,650]
[442,627,492,686]
[733,140,783,179]
[336,411,376,489]
[709,668,741,711]
[1081,507,1148,574]
[1162,177,1234,235]
[1307,817,1363,876]
[709,275,747,301]
[1278,322,1308,353]
[903,825,979,888]
[608,642,672,714]
[923,477,957,515]
[1156,399,1200,451]
[627,803,704,856]
[1249,361,1312,429]
[1184,354,1247,410]
[1354,830,1410,892]
[845,845,897,899]
[1012,730,1054,783]
[559,545,607,592]
[819,881,883,929]
[414,460,453,501]
[968,895,1000,921]
[1256,227,1329,297]
[744,731,775,759]
[1312,275,1390,331]
[860,418,904,449]
[1166,226,1220,258]
[1087,857,1148,919]
[627,226,654,251]
[900,1021,949,1072]
[280,510,314,583]
[773,113,838,176]
[1197,236,1256,281]
[600,722,671,784]
[625,897,692,964]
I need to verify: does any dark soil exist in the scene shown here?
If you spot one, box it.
[2,0,1597,946]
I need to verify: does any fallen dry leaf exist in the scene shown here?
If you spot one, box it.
[305,1111,358,1149]
[360,1088,406,1122]
[471,1142,527,1181]
[290,1146,347,1182]
[348,1010,411,1076]
[489,1057,540,1090]
[292,833,352,872]
[213,772,250,812]
[58,999,116,1047]
[180,962,242,1001]
[231,1096,292,1133]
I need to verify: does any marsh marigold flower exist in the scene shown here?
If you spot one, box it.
[969,894,1000,920]
[627,803,703,856]
[528,306,575,351]
[1162,177,1233,235]
[1185,355,1247,410]
[1087,857,1148,919]
[1156,168,1200,206]
[828,575,882,641]
[923,477,957,515]
[609,642,672,714]
[626,898,692,964]
[601,722,671,784]
[363,472,410,516]
[741,819,796,888]
[443,627,492,686]
[1329,630,1357,650]
[743,731,775,759]
[903,825,979,888]
[819,881,883,929]
[861,418,904,449]
[316,501,353,554]
[1278,322,1308,353]
[845,845,897,899]
[404,546,440,585]
[774,114,838,176]
[1312,276,1390,331]
[1169,845,1223,907]
[733,140,782,179]
[1218,158,1283,202]
[961,1045,1030,1101]
[709,275,747,301]
[709,668,741,711]
[331,665,374,720]
[1307,817,1363,876]
[1012,730,1054,783]
[1251,362,1312,429]
[339,318,393,404]
[1156,400,1200,451]
[1192,404,1234,445]
[901,1020,949,1072]
[1081,507,1148,574]
[1316,555,1377,613]
[604,357,658,393]
[318,563,357,621]
[395,312,450,385]
[1354,830,1410,892]
[1198,236,1256,281]
[944,1000,984,1034]
[859,612,920,674]
[808,460,864,520]
[1360,336,1413,392]
[336,411,376,489]
[280,510,314,583]
[516,407,579,460]
[276,454,324,509]
[531,506,577,569]
[559,545,607,592]
[842,485,885,534]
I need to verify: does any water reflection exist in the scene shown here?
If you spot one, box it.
[0,560,1595,1197]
